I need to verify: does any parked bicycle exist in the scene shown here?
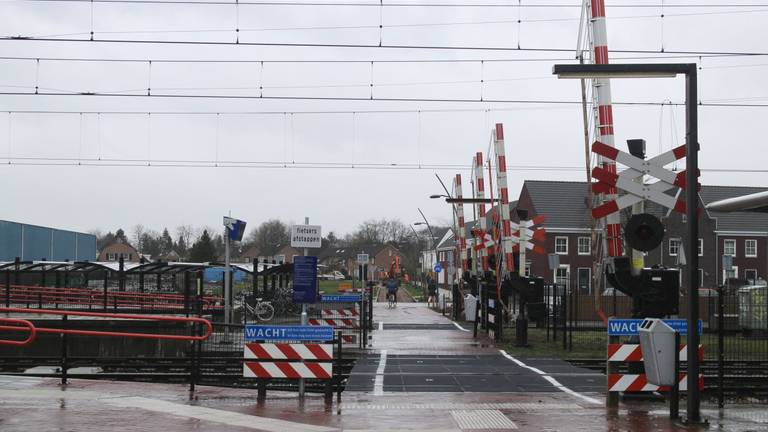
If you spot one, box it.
[239,298,275,322]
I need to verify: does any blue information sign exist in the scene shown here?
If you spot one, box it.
[244,325,334,341]
[434,263,442,273]
[321,294,363,302]
[292,256,318,304]
[607,318,703,336]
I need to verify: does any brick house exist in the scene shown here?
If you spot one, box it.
[98,239,140,262]
[515,180,768,293]
[320,244,405,281]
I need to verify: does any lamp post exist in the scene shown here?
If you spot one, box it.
[553,62,700,422]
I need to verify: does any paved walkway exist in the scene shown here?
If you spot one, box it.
[1,302,765,431]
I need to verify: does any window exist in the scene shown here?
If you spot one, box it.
[745,269,758,284]
[107,253,116,261]
[577,237,591,255]
[724,239,736,256]
[698,268,704,288]
[745,239,757,257]
[698,238,704,257]
[276,255,286,264]
[554,265,569,289]
[524,262,531,277]
[555,236,568,255]
[669,238,681,256]
[577,268,591,294]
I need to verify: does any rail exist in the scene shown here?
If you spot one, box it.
[0,307,212,341]
[0,318,36,346]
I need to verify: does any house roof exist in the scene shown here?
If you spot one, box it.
[524,180,768,233]
[524,180,593,229]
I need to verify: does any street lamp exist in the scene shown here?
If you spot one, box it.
[553,62,700,422]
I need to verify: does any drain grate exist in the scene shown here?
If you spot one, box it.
[450,410,518,430]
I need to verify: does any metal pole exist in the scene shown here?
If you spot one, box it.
[671,331,680,419]
[717,284,725,409]
[685,64,701,423]
[299,216,309,398]
[224,226,231,325]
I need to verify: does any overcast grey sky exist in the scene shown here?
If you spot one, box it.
[0,1,766,238]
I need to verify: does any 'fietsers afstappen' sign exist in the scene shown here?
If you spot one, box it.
[290,224,322,248]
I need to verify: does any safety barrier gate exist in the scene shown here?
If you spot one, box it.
[310,296,365,347]
[243,333,343,402]
[606,342,704,394]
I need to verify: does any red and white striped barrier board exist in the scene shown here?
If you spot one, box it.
[243,361,332,379]
[339,334,357,344]
[608,374,704,392]
[322,309,359,318]
[607,344,703,363]
[244,343,333,360]
[455,174,468,271]
[309,318,357,328]
[473,152,489,272]
[492,123,515,273]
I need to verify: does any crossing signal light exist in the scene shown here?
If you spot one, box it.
[624,213,665,252]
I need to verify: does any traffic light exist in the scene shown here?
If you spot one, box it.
[624,213,665,252]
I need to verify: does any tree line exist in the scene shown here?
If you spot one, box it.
[91,218,444,274]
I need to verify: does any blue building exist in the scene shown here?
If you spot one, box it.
[0,220,97,262]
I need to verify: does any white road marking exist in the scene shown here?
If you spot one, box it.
[103,396,336,432]
[373,349,388,396]
[499,350,602,405]
[452,321,470,332]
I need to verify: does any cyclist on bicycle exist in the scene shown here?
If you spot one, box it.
[386,277,399,306]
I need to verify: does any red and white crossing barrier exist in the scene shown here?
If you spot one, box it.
[493,123,515,273]
[243,361,332,379]
[455,174,468,272]
[608,374,703,392]
[244,343,333,360]
[511,215,547,256]
[588,0,622,258]
[322,309,359,318]
[473,152,489,272]
[607,343,703,363]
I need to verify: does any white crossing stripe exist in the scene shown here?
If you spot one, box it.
[450,410,517,430]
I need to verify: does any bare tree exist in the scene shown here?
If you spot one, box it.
[176,225,194,249]
[132,224,146,251]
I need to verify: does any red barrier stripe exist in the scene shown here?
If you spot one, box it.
[673,200,687,215]
[594,46,609,64]
[274,362,301,379]
[497,155,506,172]
[591,166,618,185]
[530,215,546,226]
[275,343,301,359]
[591,140,619,161]
[305,362,332,379]
[306,344,332,360]
[591,0,605,19]
[495,123,504,140]
[244,361,270,377]
[672,143,687,160]
[592,201,619,219]
[532,245,546,255]
[245,343,273,359]
[592,181,612,194]
[532,229,546,241]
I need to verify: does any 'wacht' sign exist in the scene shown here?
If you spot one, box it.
[244,325,334,341]
[607,318,702,336]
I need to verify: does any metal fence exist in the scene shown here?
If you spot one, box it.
[496,283,768,403]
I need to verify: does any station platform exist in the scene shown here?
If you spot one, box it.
[1,302,765,431]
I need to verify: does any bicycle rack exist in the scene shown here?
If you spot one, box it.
[0,317,37,346]
[0,307,212,341]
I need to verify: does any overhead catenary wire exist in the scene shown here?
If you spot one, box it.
[1,91,767,107]
[9,0,768,7]
[4,37,768,57]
